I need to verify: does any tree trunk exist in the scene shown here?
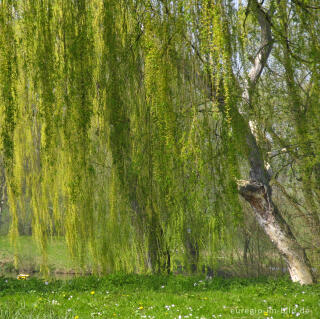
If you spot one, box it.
[243,232,250,275]
[238,180,315,284]
[235,106,315,284]
[235,0,315,284]
[230,105,316,284]
[184,234,199,273]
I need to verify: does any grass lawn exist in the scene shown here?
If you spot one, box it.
[0,274,319,319]
[0,236,82,275]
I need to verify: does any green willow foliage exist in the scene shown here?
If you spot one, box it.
[0,0,19,265]
[1,0,320,274]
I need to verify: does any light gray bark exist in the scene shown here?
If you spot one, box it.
[242,0,274,105]
[238,0,315,284]
[238,180,315,284]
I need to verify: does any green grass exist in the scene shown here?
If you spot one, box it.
[0,236,82,275]
[0,274,319,319]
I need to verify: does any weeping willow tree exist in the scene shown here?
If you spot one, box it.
[1,0,320,283]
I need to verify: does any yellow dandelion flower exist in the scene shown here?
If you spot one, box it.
[90,291,95,295]
[75,316,79,319]
[264,312,268,316]
[138,306,144,310]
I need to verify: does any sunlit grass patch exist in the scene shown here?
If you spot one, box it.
[0,275,319,318]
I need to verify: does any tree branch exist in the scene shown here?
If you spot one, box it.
[292,0,320,10]
[243,0,275,105]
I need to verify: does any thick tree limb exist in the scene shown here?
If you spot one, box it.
[242,1,274,105]
[237,179,315,284]
[237,1,316,284]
